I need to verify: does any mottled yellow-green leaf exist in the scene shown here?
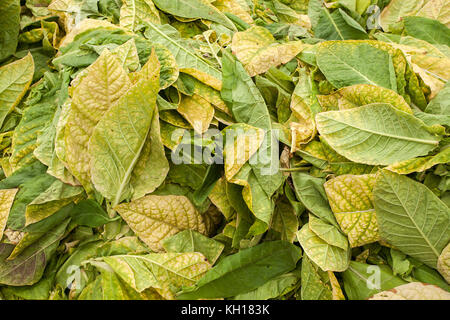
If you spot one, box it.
[300,256,333,300]
[387,148,450,175]
[131,44,179,90]
[185,75,231,116]
[308,214,349,251]
[177,94,215,134]
[25,180,84,225]
[159,121,187,150]
[102,255,159,292]
[318,84,412,114]
[111,39,140,72]
[131,107,169,201]
[214,0,254,24]
[114,195,209,252]
[0,53,34,129]
[410,54,450,99]
[369,282,450,300]
[416,0,450,27]
[297,223,350,272]
[324,174,380,248]
[145,22,222,90]
[65,50,131,191]
[0,189,18,240]
[120,0,160,32]
[380,0,424,32]
[208,177,234,220]
[89,50,161,205]
[437,243,450,284]
[223,123,265,181]
[328,271,346,300]
[135,252,211,299]
[231,26,305,77]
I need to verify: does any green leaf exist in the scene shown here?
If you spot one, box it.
[234,271,300,300]
[152,0,236,31]
[177,240,301,299]
[0,0,20,61]
[24,179,84,225]
[404,16,450,46]
[317,84,412,114]
[291,172,339,228]
[308,214,349,250]
[374,170,450,268]
[162,230,225,264]
[314,8,368,40]
[105,252,211,299]
[316,41,397,90]
[0,53,34,129]
[144,23,222,90]
[0,219,69,286]
[89,50,163,205]
[316,103,442,166]
[70,199,117,227]
[342,261,408,300]
[426,81,450,115]
[297,223,350,272]
[300,256,333,300]
[221,50,284,234]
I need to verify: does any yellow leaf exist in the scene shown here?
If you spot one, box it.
[214,0,254,24]
[111,39,141,72]
[119,0,160,32]
[318,84,412,114]
[114,195,209,252]
[64,49,131,191]
[231,26,305,77]
[437,243,450,284]
[369,282,450,300]
[177,94,215,134]
[0,53,34,128]
[0,189,18,240]
[417,0,450,27]
[327,271,346,300]
[387,148,450,174]
[223,123,265,181]
[324,174,380,247]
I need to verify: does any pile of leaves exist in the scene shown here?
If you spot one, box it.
[0,0,449,300]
